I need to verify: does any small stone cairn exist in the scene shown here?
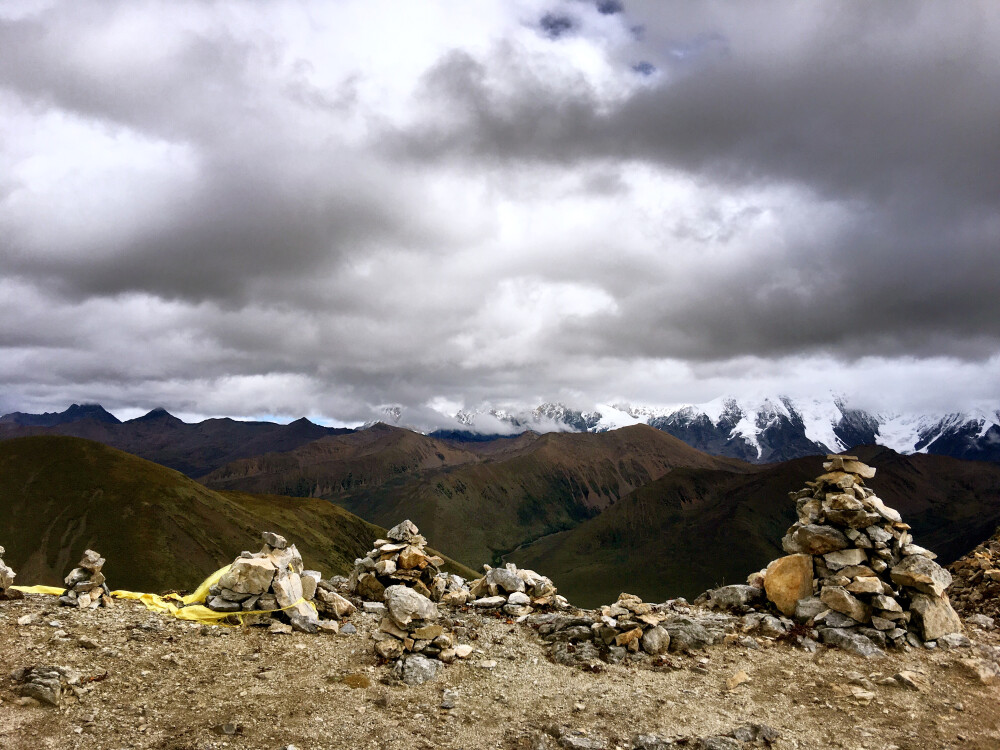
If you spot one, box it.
[760,454,963,651]
[0,545,17,597]
[59,550,112,609]
[467,562,568,616]
[13,665,84,707]
[205,531,350,633]
[948,527,1000,624]
[348,520,462,603]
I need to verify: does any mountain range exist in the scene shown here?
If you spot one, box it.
[433,395,1000,464]
[4,396,999,468]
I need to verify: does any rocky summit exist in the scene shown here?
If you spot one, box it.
[949,526,1000,622]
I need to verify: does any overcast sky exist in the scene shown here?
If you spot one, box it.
[2,0,999,427]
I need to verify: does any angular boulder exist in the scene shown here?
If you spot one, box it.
[909,593,963,641]
[782,524,850,555]
[891,555,952,597]
[820,586,871,624]
[218,557,276,596]
[385,584,438,628]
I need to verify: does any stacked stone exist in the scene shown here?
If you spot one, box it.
[467,562,568,616]
[372,584,474,667]
[59,550,112,609]
[536,594,731,667]
[764,455,963,651]
[205,531,336,633]
[0,545,16,594]
[348,520,452,603]
[948,528,1000,620]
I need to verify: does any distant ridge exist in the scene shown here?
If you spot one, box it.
[0,405,354,477]
[0,403,120,427]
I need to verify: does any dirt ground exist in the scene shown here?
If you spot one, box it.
[1,593,999,750]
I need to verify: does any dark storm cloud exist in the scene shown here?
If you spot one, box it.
[0,0,998,422]
[397,1,1000,362]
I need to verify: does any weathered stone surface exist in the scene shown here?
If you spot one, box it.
[958,657,1000,684]
[846,576,883,594]
[386,520,421,543]
[966,614,995,630]
[842,460,876,479]
[706,584,763,610]
[782,524,850,555]
[397,546,428,570]
[867,496,902,523]
[315,589,356,618]
[300,570,320,601]
[385,584,438,628]
[820,587,870,623]
[508,591,531,606]
[662,617,712,652]
[794,597,826,622]
[764,554,813,616]
[78,549,105,572]
[909,593,963,641]
[823,548,868,570]
[356,573,386,602]
[218,557,276,595]
[394,654,439,685]
[818,628,884,657]
[487,567,526,594]
[891,555,952,597]
[261,531,288,549]
[640,626,670,655]
[871,594,902,612]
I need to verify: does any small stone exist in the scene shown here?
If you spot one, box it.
[966,614,995,630]
[385,585,438,628]
[218,557,276,596]
[782,524,850,555]
[454,644,474,658]
[818,628,884,657]
[726,670,750,690]
[936,632,971,650]
[640,626,670,656]
[958,657,1000,684]
[823,548,868,571]
[846,576,883,594]
[820,587,870,624]
[269,622,293,635]
[386,520,421,543]
[261,531,288,549]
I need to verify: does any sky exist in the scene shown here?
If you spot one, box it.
[2,0,999,428]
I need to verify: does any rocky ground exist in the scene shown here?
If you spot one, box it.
[2,593,999,750]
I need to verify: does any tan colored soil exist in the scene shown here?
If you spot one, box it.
[1,594,999,750]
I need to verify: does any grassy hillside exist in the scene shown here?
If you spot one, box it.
[510,447,1000,607]
[0,435,472,593]
[310,425,750,567]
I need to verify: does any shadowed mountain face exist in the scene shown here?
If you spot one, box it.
[203,424,750,568]
[509,446,1000,608]
[0,407,353,477]
[0,435,475,593]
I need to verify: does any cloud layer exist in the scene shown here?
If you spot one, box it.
[2,1,998,426]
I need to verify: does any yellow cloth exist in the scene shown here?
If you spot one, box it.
[10,563,317,625]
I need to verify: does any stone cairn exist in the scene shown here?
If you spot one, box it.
[205,531,351,633]
[0,544,17,598]
[948,527,1000,627]
[761,454,963,651]
[373,583,474,672]
[59,550,112,609]
[467,562,568,616]
[533,593,732,667]
[348,520,462,603]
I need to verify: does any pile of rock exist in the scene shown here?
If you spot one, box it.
[0,544,17,597]
[12,666,84,707]
[59,550,112,609]
[761,455,963,651]
[535,594,730,667]
[948,527,1000,621]
[373,584,473,669]
[204,531,334,633]
[349,520,452,603]
[468,563,568,616]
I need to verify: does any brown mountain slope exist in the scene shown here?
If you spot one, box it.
[206,424,750,569]
[202,423,483,496]
[0,411,352,477]
[510,446,1000,607]
[0,435,473,593]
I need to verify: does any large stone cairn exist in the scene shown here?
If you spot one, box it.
[348,520,457,603]
[948,527,1000,622]
[765,454,963,650]
[0,545,16,594]
[205,531,351,633]
[467,562,568,616]
[59,550,112,609]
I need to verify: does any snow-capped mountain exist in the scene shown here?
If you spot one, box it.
[437,396,1000,464]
